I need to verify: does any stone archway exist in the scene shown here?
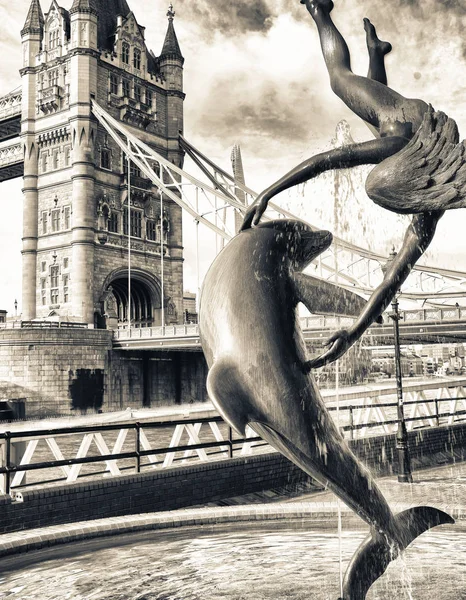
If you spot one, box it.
[101,268,162,329]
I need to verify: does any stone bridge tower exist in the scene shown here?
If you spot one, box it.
[20,0,185,327]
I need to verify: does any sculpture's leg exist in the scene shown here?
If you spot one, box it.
[303,0,427,134]
[364,18,391,86]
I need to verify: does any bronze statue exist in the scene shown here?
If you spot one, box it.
[241,0,466,369]
[199,218,453,599]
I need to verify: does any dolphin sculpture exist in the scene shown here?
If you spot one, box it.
[199,219,454,600]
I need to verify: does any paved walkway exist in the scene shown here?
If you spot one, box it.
[0,462,464,560]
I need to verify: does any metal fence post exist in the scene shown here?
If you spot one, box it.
[228,426,233,459]
[349,406,354,440]
[135,423,141,473]
[5,432,11,495]
[435,399,440,427]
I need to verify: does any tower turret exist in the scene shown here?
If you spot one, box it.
[69,0,99,323]
[20,0,44,320]
[159,4,184,166]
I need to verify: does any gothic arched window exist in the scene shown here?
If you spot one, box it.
[122,42,130,65]
[133,48,141,70]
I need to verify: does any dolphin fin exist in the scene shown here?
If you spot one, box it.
[341,506,455,600]
[291,272,367,318]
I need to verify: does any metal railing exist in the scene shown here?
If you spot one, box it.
[0,320,89,330]
[0,416,265,495]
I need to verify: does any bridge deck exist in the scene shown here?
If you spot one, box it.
[112,310,466,350]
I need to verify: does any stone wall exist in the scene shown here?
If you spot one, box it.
[0,328,112,417]
[0,423,464,534]
[0,329,209,417]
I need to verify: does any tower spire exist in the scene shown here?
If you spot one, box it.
[231,145,247,233]
[70,0,98,15]
[21,0,44,37]
[160,3,183,60]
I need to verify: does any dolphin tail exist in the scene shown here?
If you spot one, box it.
[340,506,455,600]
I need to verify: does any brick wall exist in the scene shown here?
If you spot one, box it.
[0,329,112,417]
[0,329,208,416]
[0,423,464,534]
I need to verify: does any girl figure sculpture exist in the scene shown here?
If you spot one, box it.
[242,0,466,368]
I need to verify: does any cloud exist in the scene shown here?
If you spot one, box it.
[173,0,276,37]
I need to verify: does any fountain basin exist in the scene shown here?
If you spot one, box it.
[0,516,464,599]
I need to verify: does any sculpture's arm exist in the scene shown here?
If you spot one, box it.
[292,272,367,317]
[307,210,444,369]
[240,136,408,231]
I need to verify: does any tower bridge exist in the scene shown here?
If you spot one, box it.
[1,0,466,416]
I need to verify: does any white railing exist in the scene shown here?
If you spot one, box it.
[113,307,466,344]
[114,324,200,341]
[0,91,22,121]
[0,142,22,168]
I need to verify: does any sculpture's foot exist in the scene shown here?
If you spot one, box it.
[364,18,392,57]
[300,0,334,16]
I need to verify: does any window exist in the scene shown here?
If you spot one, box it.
[122,42,130,64]
[110,73,119,95]
[42,153,49,173]
[108,212,119,233]
[50,265,59,288]
[51,209,60,232]
[41,278,46,290]
[134,85,141,103]
[41,290,47,306]
[65,146,71,166]
[133,48,141,70]
[124,161,141,179]
[50,265,59,305]
[48,69,58,88]
[122,79,130,97]
[63,274,69,303]
[101,148,111,170]
[146,89,153,107]
[42,212,48,235]
[146,220,157,241]
[53,152,59,170]
[123,209,142,238]
[63,257,69,269]
[64,206,71,230]
[49,29,59,50]
[41,261,46,272]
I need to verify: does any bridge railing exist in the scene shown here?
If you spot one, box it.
[0,91,22,121]
[112,307,466,344]
[114,324,200,340]
[1,378,465,495]
[300,307,465,330]
[0,142,22,168]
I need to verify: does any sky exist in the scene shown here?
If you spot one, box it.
[1,0,466,314]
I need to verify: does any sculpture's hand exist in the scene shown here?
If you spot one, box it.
[306,329,354,369]
[240,193,269,231]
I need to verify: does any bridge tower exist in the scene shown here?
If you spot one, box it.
[19,0,185,327]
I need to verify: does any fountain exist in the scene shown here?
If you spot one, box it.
[0,2,464,598]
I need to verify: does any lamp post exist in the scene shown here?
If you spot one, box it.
[382,250,413,483]
[14,299,17,318]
